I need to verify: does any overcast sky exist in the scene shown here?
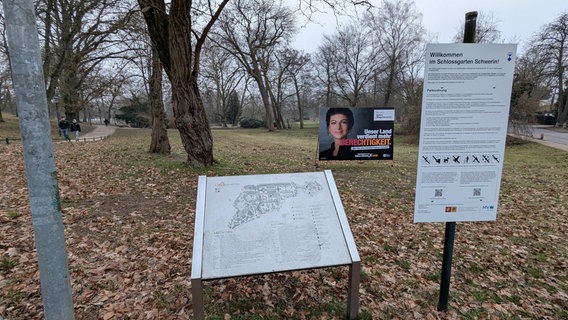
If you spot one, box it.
[291,0,568,54]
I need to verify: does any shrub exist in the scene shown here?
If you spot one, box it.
[239,118,265,128]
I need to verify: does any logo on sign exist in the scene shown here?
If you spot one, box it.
[374,109,395,121]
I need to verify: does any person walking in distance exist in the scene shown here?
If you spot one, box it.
[70,119,81,142]
[58,116,71,142]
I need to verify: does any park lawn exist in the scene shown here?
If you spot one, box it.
[0,121,567,319]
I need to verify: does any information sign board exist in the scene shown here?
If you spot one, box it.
[191,170,360,319]
[414,43,517,223]
[200,171,356,278]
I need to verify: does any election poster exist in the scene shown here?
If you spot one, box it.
[414,43,517,223]
[318,107,394,161]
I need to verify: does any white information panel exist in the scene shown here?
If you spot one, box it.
[196,171,357,279]
[414,43,517,223]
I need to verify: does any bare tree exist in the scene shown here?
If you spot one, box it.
[122,10,171,153]
[530,12,568,125]
[137,0,370,166]
[320,23,377,107]
[97,71,132,124]
[511,45,553,123]
[282,49,310,128]
[148,46,171,153]
[268,49,301,129]
[0,69,14,121]
[365,0,425,106]
[212,0,296,131]
[0,7,15,120]
[137,0,230,166]
[397,41,425,107]
[37,0,136,120]
[201,44,247,127]
[313,40,337,107]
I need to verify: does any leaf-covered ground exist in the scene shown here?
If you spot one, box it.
[1,126,567,319]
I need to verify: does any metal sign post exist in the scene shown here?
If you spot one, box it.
[437,11,477,312]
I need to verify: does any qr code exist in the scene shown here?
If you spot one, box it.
[473,188,481,196]
[435,189,443,197]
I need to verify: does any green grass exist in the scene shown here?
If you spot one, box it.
[7,210,20,219]
[461,307,487,320]
[526,268,544,279]
[0,113,21,137]
[508,295,521,304]
[3,289,24,308]
[468,264,484,275]
[471,289,490,302]
[397,259,412,271]
[360,270,371,282]
[383,244,397,253]
[0,257,18,273]
[426,272,440,282]
[554,307,568,318]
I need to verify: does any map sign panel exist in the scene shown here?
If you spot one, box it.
[200,171,353,279]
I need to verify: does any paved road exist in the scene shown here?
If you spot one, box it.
[532,126,568,145]
[512,125,568,152]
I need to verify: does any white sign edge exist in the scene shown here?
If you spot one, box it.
[324,170,361,263]
[190,175,207,280]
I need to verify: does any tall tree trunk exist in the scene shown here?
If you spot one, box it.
[61,60,82,121]
[272,102,283,129]
[269,93,284,129]
[265,77,285,129]
[171,0,213,166]
[250,65,274,131]
[235,82,248,126]
[171,80,213,167]
[555,61,566,124]
[251,70,274,130]
[149,47,171,154]
[383,61,396,106]
[106,95,117,124]
[352,78,359,107]
[259,86,274,131]
[293,78,304,129]
[138,0,228,167]
[558,92,567,125]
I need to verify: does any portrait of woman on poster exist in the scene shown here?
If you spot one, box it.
[319,108,355,160]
